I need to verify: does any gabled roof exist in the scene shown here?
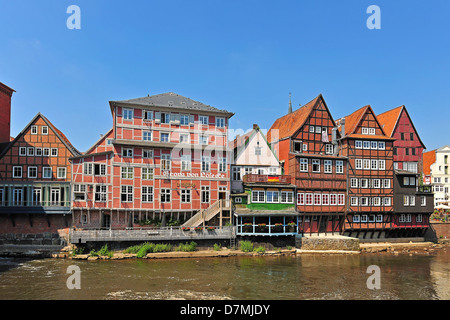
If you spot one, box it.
[337,105,391,139]
[84,127,113,155]
[0,82,15,96]
[109,92,234,117]
[0,113,81,158]
[231,124,279,163]
[422,149,436,175]
[267,94,326,143]
[377,105,426,149]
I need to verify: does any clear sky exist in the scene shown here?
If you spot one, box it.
[1,0,449,152]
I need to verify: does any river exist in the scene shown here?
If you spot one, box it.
[0,249,448,300]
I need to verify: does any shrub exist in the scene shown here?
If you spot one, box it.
[98,244,113,258]
[123,244,143,254]
[255,246,266,254]
[176,241,197,252]
[136,243,155,258]
[213,243,222,251]
[240,240,254,252]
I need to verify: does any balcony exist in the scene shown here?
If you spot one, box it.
[243,174,292,184]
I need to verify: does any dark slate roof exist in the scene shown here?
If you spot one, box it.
[110,92,234,116]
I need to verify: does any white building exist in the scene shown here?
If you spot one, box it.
[230,124,282,194]
[424,145,450,208]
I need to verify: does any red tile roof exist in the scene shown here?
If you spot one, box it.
[377,106,403,137]
[267,94,321,143]
[338,105,390,139]
[422,149,436,175]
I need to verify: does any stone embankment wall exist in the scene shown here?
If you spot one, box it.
[425,223,450,242]
[296,236,360,251]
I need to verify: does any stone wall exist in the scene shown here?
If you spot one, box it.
[296,235,360,251]
[426,223,450,241]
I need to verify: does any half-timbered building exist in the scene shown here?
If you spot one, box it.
[268,94,347,235]
[0,113,80,234]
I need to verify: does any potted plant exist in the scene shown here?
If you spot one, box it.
[181,226,190,231]
[207,226,216,231]
[195,226,203,231]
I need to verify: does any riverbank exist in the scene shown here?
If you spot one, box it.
[50,241,448,260]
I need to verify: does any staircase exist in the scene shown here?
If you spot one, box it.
[183,199,230,227]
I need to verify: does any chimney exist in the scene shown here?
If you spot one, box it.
[340,118,346,137]
[0,82,15,144]
[288,92,292,114]
[253,124,258,130]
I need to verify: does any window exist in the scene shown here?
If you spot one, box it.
[362,128,369,135]
[19,147,26,156]
[31,125,37,134]
[403,195,409,206]
[219,157,227,172]
[13,188,23,206]
[234,197,242,203]
[232,167,241,181]
[383,179,391,189]
[361,215,368,223]
[363,141,370,149]
[409,196,415,206]
[312,159,320,172]
[303,143,308,151]
[179,133,189,144]
[377,141,385,150]
[325,144,334,155]
[27,147,35,156]
[324,160,332,173]
[13,166,22,178]
[143,149,153,159]
[376,214,383,223]
[373,197,381,206]
[305,193,313,205]
[43,167,52,179]
[50,188,60,206]
[142,167,154,180]
[309,125,315,133]
[28,166,38,179]
[95,185,107,202]
[405,148,409,156]
[315,126,321,133]
[336,161,344,173]
[201,186,210,203]
[142,186,154,203]
[330,194,337,205]
[313,193,321,206]
[57,167,66,179]
[201,156,210,171]
[84,163,93,175]
[180,189,191,203]
[199,116,208,125]
[360,179,368,188]
[266,191,279,203]
[409,177,416,186]
[123,108,133,120]
[51,148,58,157]
[199,135,208,145]
[410,133,414,140]
[73,184,86,201]
[297,193,304,205]
[293,141,302,153]
[369,128,376,135]
[300,159,308,172]
[43,148,50,156]
[322,194,329,205]
[421,196,426,206]
[355,140,362,149]
[363,159,370,170]
[143,131,152,141]
[121,167,133,179]
[121,186,133,202]
[371,160,378,170]
[355,159,362,169]
[281,191,294,203]
[181,155,191,171]
[252,190,265,203]
[417,214,423,223]
[122,148,133,158]
[373,179,381,188]
[400,133,405,140]
[351,178,358,188]
[360,197,368,206]
[32,188,42,206]
[143,110,153,121]
[216,117,225,128]
[180,114,190,125]
[353,215,360,223]
[42,126,48,135]
[371,141,378,149]
[403,177,410,186]
[36,148,42,156]
[161,154,171,170]
[351,197,358,206]
[160,132,170,142]
[383,197,391,206]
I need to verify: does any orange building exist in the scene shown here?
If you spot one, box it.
[0,113,80,234]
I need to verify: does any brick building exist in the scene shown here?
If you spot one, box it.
[71,92,234,229]
[268,94,347,235]
[0,82,15,150]
[0,113,80,234]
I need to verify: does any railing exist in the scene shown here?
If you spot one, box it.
[243,174,291,184]
[69,226,236,243]
[182,199,231,227]
[417,186,432,193]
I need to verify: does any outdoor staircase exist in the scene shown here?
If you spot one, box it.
[183,199,231,228]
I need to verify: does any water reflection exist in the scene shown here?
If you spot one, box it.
[0,250,448,300]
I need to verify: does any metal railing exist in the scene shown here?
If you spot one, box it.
[69,226,236,244]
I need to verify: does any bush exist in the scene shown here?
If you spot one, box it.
[176,241,197,252]
[97,244,113,258]
[255,246,266,254]
[136,243,156,258]
[213,243,222,251]
[240,240,254,252]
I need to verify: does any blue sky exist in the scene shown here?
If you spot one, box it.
[1,0,449,152]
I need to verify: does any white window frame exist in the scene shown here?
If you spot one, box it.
[300,159,308,172]
[28,166,38,179]
[13,166,22,178]
[42,126,48,135]
[43,167,52,179]
[142,131,152,142]
[216,117,225,128]
[142,186,154,203]
[19,147,26,156]
[57,167,66,179]
[31,125,38,135]
[123,108,134,120]
[252,190,265,203]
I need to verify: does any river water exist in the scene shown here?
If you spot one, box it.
[0,249,448,300]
